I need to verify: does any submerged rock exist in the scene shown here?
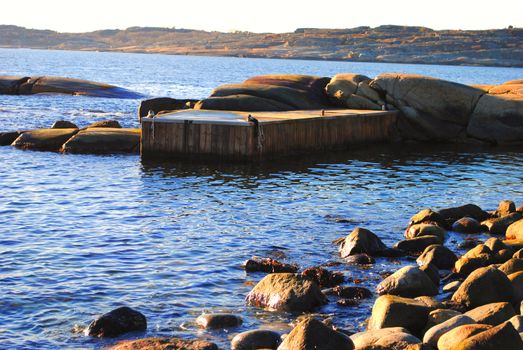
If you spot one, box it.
[277,317,354,350]
[301,267,344,288]
[85,306,146,338]
[246,273,326,311]
[339,227,387,257]
[195,313,243,329]
[231,329,282,350]
[344,253,375,265]
[243,257,298,273]
[451,217,482,233]
[109,337,218,350]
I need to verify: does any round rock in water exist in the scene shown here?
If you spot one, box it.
[231,329,281,350]
[339,227,386,257]
[195,313,243,329]
[85,306,147,338]
[451,217,482,233]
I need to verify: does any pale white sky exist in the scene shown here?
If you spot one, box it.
[1,0,522,33]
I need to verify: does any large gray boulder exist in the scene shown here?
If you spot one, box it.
[370,74,483,141]
[468,93,523,144]
[277,317,354,350]
[376,266,438,298]
[246,273,326,311]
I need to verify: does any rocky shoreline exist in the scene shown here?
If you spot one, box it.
[78,200,523,349]
[1,73,522,155]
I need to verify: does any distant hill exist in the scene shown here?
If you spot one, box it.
[1,24,522,67]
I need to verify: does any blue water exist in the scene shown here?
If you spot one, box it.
[0,48,522,349]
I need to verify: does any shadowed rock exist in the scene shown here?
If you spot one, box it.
[51,120,79,129]
[61,128,140,154]
[195,313,243,329]
[339,227,387,257]
[139,97,198,119]
[376,265,438,298]
[0,131,25,146]
[231,329,282,350]
[108,337,218,350]
[12,128,79,151]
[85,306,146,338]
[368,295,431,334]
[417,244,457,270]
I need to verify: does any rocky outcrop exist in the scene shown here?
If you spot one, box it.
[109,337,218,350]
[85,306,146,338]
[0,75,143,98]
[325,74,383,110]
[245,273,326,311]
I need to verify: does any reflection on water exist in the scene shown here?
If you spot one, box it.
[1,143,522,349]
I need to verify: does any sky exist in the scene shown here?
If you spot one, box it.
[1,0,522,33]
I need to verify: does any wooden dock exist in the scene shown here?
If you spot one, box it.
[141,109,397,161]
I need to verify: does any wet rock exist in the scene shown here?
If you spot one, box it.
[451,266,515,308]
[325,285,372,299]
[468,93,523,144]
[495,200,517,217]
[301,267,344,288]
[507,219,523,240]
[443,280,462,293]
[425,309,463,330]
[405,224,446,241]
[51,120,79,129]
[277,317,354,350]
[339,227,387,257]
[246,273,326,311]
[508,271,523,302]
[436,324,492,350]
[195,313,243,329]
[243,257,298,273]
[495,249,514,263]
[0,131,24,146]
[138,97,198,119]
[454,321,523,350]
[417,244,457,270]
[423,314,475,347]
[419,263,440,286]
[349,327,410,348]
[87,120,122,128]
[344,254,375,265]
[85,306,146,338]
[376,265,438,298]
[368,295,431,334]
[12,128,78,151]
[452,217,482,233]
[62,128,140,154]
[409,209,446,227]
[394,235,443,253]
[509,315,523,332]
[108,337,218,350]
[483,212,523,235]
[437,204,490,227]
[464,302,516,326]
[498,258,523,275]
[231,329,282,350]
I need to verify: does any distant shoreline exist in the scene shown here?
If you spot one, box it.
[1,24,522,68]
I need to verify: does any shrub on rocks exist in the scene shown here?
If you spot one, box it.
[339,228,387,257]
[108,337,218,350]
[246,273,326,311]
[436,324,492,350]
[368,295,431,334]
[85,306,146,338]
[464,302,516,326]
[422,314,475,347]
[376,266,438,298]
[277,317,354,350]
[451,266,515,308]
[195,313,243,329]
[451,217,482,233]
[231,329,282,350]
[417,244,457,270]
[405,224,446,241]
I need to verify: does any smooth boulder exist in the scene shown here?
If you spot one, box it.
[417,244,457,270]
[245,273,326,311]
[509,271,523,302]
[437,204,489,227]
[451,266,515,308]
[437,324,492,350]
[422,314,475,347]
[368,295,431,334]
[507,219,523,240]
[376,266,438,298]
[231,329,282,350]
[277,317,354,350]
[464,302,516,326]
[195,313,242,329]
[339,227,387,257]
[454,321,523,350]
[85,306,146,338]
[61,128,140,154]
[350,327,410,349]
[405,224,446,241]
[452,217,482,233]
[11,128,78,151]
[394,235,443,253]
[482,212,522,235]
[498,258,523,275]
